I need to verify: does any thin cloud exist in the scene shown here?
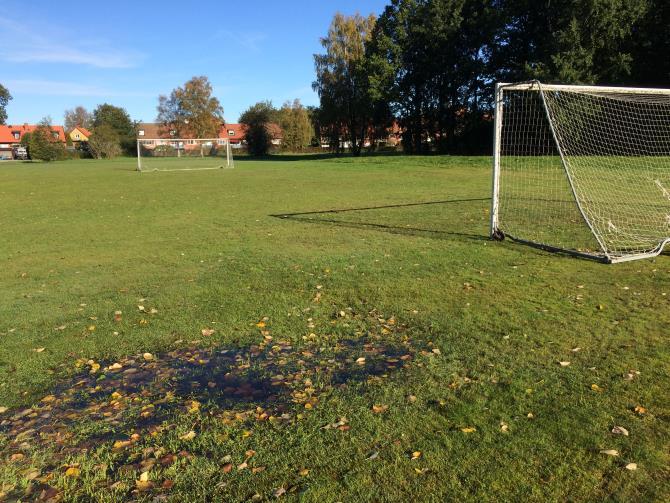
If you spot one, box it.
[4,79,151,98]
[212,29,267,52]
[0,16,143,68]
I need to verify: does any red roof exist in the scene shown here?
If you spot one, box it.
[0,126,15,143]
[74,126,92,137]
[4,124,66,143]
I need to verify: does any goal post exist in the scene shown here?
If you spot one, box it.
[137,138,234,172]
[491,80,670,263]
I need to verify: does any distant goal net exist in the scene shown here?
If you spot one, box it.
[137,138,234,172]
[491,81,670,263]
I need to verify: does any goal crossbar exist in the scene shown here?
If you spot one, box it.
[491,80,670,263]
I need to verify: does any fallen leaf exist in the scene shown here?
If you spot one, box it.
[179,430,196,441]
[274,487,286,497]
[599,449,619,456]
[559,361,570,367]
[411,451,421,460]
[64,466,80,478]
[461,427,477,433]
[162,479,175,489]
[33,347,46,353]
[237,462,248,471]
[201,328,215,337]
[625,463,637,471]
[356,357,366,365]
[222,463,233,473]
[591,384,604,392]
[255,321,266,328]
[143,352,154,361]
[500,422,509,433]
[87,325,96,332]
[298,468,309,476]
[611,426,629,436]
[372,404,388,414]
[634,405,647,415]
[0,407,7,414]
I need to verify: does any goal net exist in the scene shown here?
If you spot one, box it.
[491,81,670,263]
[137,138,234,172]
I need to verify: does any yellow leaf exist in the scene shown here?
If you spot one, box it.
[143,353,153,361]
[356,357,366,365]
[242,430,252,438]
[201,328,215,337]
[41,395,57,403]
[139,471,149,482]
[372,404,388,414]
[411,451,421,460]
[33,347,46,353]
[256,321,266,328]
[591,384,604,392]
[65,466,80,478]
[634,405,647,415]
[625,463,637,471]
[559,361,571,367]
[298,468,309,476]
[461,427,476,433]
[180,430,196,441]
[87,325,96,332]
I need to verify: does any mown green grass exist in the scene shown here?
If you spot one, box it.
[0,155,668,501]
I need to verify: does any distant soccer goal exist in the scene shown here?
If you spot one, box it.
[137,138,234,172]
[490,81,670,263]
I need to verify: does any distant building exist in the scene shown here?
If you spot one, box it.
[136,122,282,150]
[0,124,66,160]
[68,126,92,147]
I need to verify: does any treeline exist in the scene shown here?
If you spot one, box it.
[312,0,670,155]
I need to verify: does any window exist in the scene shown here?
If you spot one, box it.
[75,134,80,140]
[12,132,19,140]
[138,130,145,136]
[228,130,235,136]
[53,132,59,139]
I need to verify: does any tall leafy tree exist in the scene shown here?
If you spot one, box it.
[157,76,224,138]
[493,0,648,84]
[628,0,670,86]
[278,99,313,152]
[92,104,136,155]
[313,13,377,156]
[64,106,93,131]
[0,84,11,125]
[240,101,277,156]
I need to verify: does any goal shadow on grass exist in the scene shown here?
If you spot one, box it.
[271,198,492,241]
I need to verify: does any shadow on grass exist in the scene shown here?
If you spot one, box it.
[271,198,491,241]
[1,312,422,455]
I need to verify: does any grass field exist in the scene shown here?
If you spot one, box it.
[0,155,669,502]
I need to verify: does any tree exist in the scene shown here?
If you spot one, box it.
[240,101,276,156]
[628,0,670,87]
[278,99,313,151]
[493,0,648,84]
[0,84,11,125]
[157,76,224,138]
[87,125,122,159]
[23,117,66,162]
[64,106,92,131]
[92,104,136,155]
[313,13,377,156]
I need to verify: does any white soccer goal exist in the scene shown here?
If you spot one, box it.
[491,81,670,263]
[137,138,234,172]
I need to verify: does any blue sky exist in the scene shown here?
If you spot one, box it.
[1,1,389,125]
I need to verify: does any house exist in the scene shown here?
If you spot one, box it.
[0,124,66,159]
[218,123,283,147]
[68,126,92,147]
[136,122,283,151]
[0,126,15,160]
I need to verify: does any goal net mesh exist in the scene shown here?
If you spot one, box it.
[495,83,670,262]
[138,138,234,172]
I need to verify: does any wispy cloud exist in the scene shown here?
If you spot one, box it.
[0,16,143,68]
[212,29,267,52]
[4,79,151,98]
